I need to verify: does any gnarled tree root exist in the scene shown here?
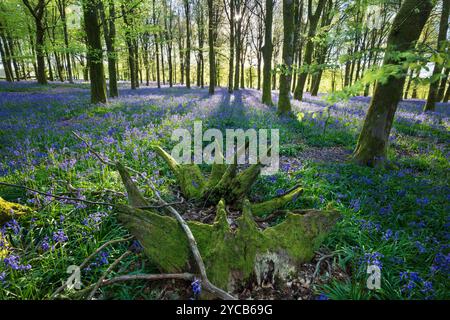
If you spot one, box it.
[154,146,303,216]
[116,199,340,292]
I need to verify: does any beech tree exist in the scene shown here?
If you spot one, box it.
[261,0,274,105]
[81,0,107,103]
[424,0,449,111]
[277,0,295,115]
[22,0,48,84]
[353,0,435,167]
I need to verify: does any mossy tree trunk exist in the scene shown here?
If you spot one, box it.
[293,0,327,101]
[353,0,434,167]
[277,0,295,115]
[261,0,273,105]
[424,0,449,112]
[82,0,107,104]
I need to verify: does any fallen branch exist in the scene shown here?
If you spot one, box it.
[101,273,195,286]
[311,253,335,283]
[0,182,180,211]
[0,181,114,207]
[51,236,133,299]
[88,250,132,299]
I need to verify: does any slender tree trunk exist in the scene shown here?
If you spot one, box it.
[0,37,13,82]
[293,0,327,101]
[261,0,273,104]
[207,0,215,94]
[23,0,48,84]
[443,80,450,102]
[0,25,13,82]
[424,0,449,111]
[353,0,434,167]
[57,0,73,83]
[227,0,235,93]
[184,0,191,88]
[437,68,449,101]
[99,0,118,97]
[278,0,295,115]
[234,14,241,90]
[82,0,107,103]
[153,0,161,88]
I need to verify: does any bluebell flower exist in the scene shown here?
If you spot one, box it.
[41,236,50,251]
[415,241,427,254]
[52,230,68,243]
[129,240,143,253]
[349,198,361,212]
[4,219,21,235]
[3,255,31,271]
[316,293,329,300]
[0,272,6,282]
[191,278,201,296]
[382,229,393,241]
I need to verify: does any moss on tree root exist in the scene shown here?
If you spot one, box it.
[0,196,33,225]
[154,145,304,216]
[117,199,340,290]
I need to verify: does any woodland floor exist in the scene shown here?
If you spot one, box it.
[0,81,449,300]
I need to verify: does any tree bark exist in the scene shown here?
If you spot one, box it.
[424,0,449,111]
[99,0,118,97]
[57,0,73,83]
[184,0,191,88]
[207,0,215,94]
[22,0,47,84]
[293,0,327,101]
[353,0,434,167]
[261,0,273,105]
[278,0,295,115]
[227,0,235,93]
[82,0,107,104]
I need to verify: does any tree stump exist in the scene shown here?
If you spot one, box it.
[114,146,341,291]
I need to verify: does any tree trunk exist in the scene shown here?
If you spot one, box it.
[184,0,191,88]
[99,0,118,97]
[82,0,107,104]
[228,0,235,93]
[261,0,273,105]
[293,0,327,101]
[353,0,434,167]
[424,0,450,111]
[207,0,215,94]
[0,24,13,82]
[278,0,295,115]
[153,0,161,88]
[57,0,73,83]
[437,68,449,101]
[443,80,450,102]
[234,17,241,91]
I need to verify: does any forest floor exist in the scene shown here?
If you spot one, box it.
[0,81,449,300]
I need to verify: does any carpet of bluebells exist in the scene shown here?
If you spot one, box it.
[0,80,448,300]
